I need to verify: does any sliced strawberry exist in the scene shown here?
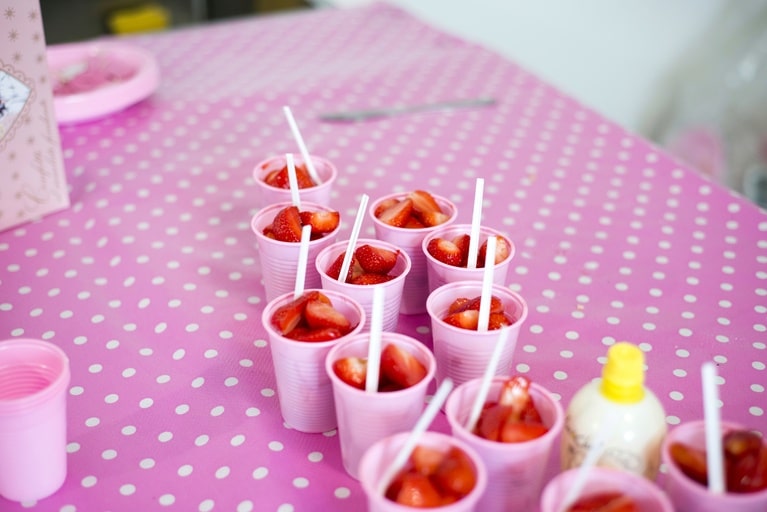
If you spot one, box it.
[452,234,471,266]
[374,197,401,218]
[261,225,276,239]
[380,343,427,389]
[326,252,363,282]
[377,197,414,227]
[497,375,533,418]
[332,357,367,390]
[408,190,442,215]
[419,210,450,228]
[410,445,444,476]
[432,446,477,498]
[499,420,549,443]
[350,272,395,285]
[304,299,352,333]
[477,235,511,267]
[567,492,640,512]
[270,205,303,242]
[263,164,316,189]
[474,403,511,442]
[393,473,442,508]
[403,216,426,229]
[270,294,309,335]
[442,309,479,330]
[488,312,513,330]
[299,210,340,235]
[287,326,345,342]
[355,244,399,274]
[426,238,463,267]
[449,295,504,315]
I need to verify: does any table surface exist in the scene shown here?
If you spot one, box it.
[1,2,766,511]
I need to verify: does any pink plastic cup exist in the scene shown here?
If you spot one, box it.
[369,192,457,315]
[661,420,767,512]
[540,466,674,511]
[261,289,366,433]
[422,223,515,294]
[316,238,411,333]
[251,201,340,303]
[358,430,488,512]
[445,377,564,512]
[0,339,71,502]
[253,154,337,207]
[325,332,435,479]
[426,281,528,388]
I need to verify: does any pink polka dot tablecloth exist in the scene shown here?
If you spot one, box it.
[1,2,767,510]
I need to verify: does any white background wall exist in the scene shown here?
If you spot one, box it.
[312,0,729,136]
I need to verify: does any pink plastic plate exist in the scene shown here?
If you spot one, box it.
[48,41,159,124]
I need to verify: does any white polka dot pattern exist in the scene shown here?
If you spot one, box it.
[1,3,766,511]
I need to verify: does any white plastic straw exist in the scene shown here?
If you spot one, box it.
[476,235,496,332]
[365,286,385,393]
[338,194,369,283]
[286,153,301,209]
[283,106,322,185]
[558,411,618,512]
[293,224,312,299]
[466,178,484,269]
[702,361,725,493]
[464,326,511,432]
[377,378,455,495]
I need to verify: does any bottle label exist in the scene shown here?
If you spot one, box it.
[562,421,649,475]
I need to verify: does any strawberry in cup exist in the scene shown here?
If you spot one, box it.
[261,289,365,433]
[253,154,337,207]
[358,431,487,511]
[422,224,514,294]
[369,191,457,315]
[251,201,341,302]
[316,239,411,333]
[445,375,564,512]
[325,333,435,479]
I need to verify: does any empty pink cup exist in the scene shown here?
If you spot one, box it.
[661,420,767,512]
[369,192,457,315]
[358,430,488,512]
[445,377,564,512]
[251,201,340,302]
[426,281,528,388]
[540,466,674,511]
[253,154,337,207]
[0,339,70,502]
[262,289,366,433]
[316,238,411,333]
[422,223,515,294]
[325,332,435,479]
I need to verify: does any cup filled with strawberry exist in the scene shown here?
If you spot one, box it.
[315,239,411,332]
[445,375,564,512]
[540,466,673,512]
[661,420,767,512]
[253,154,337,207]
[358,430,487,511]
[369,190,457,315]
[261,289,365,433]
[425,281,528,388]
[422,224,514,294]
[251,202,341,301]
[325,332,436,479]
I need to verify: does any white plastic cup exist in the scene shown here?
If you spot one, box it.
[358,430,488,512]
[251,201,340,303]
[661,420,767,512]
[422,223,514,294]
[369,192,457,315]
[0,339,70,502]
[445,377,564,512]
[540,466,674,512]
[325,332,435,479]
[261,290,366,433]
[426,281,528,388]
[253,154,337,207]
[316,239,411,333]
